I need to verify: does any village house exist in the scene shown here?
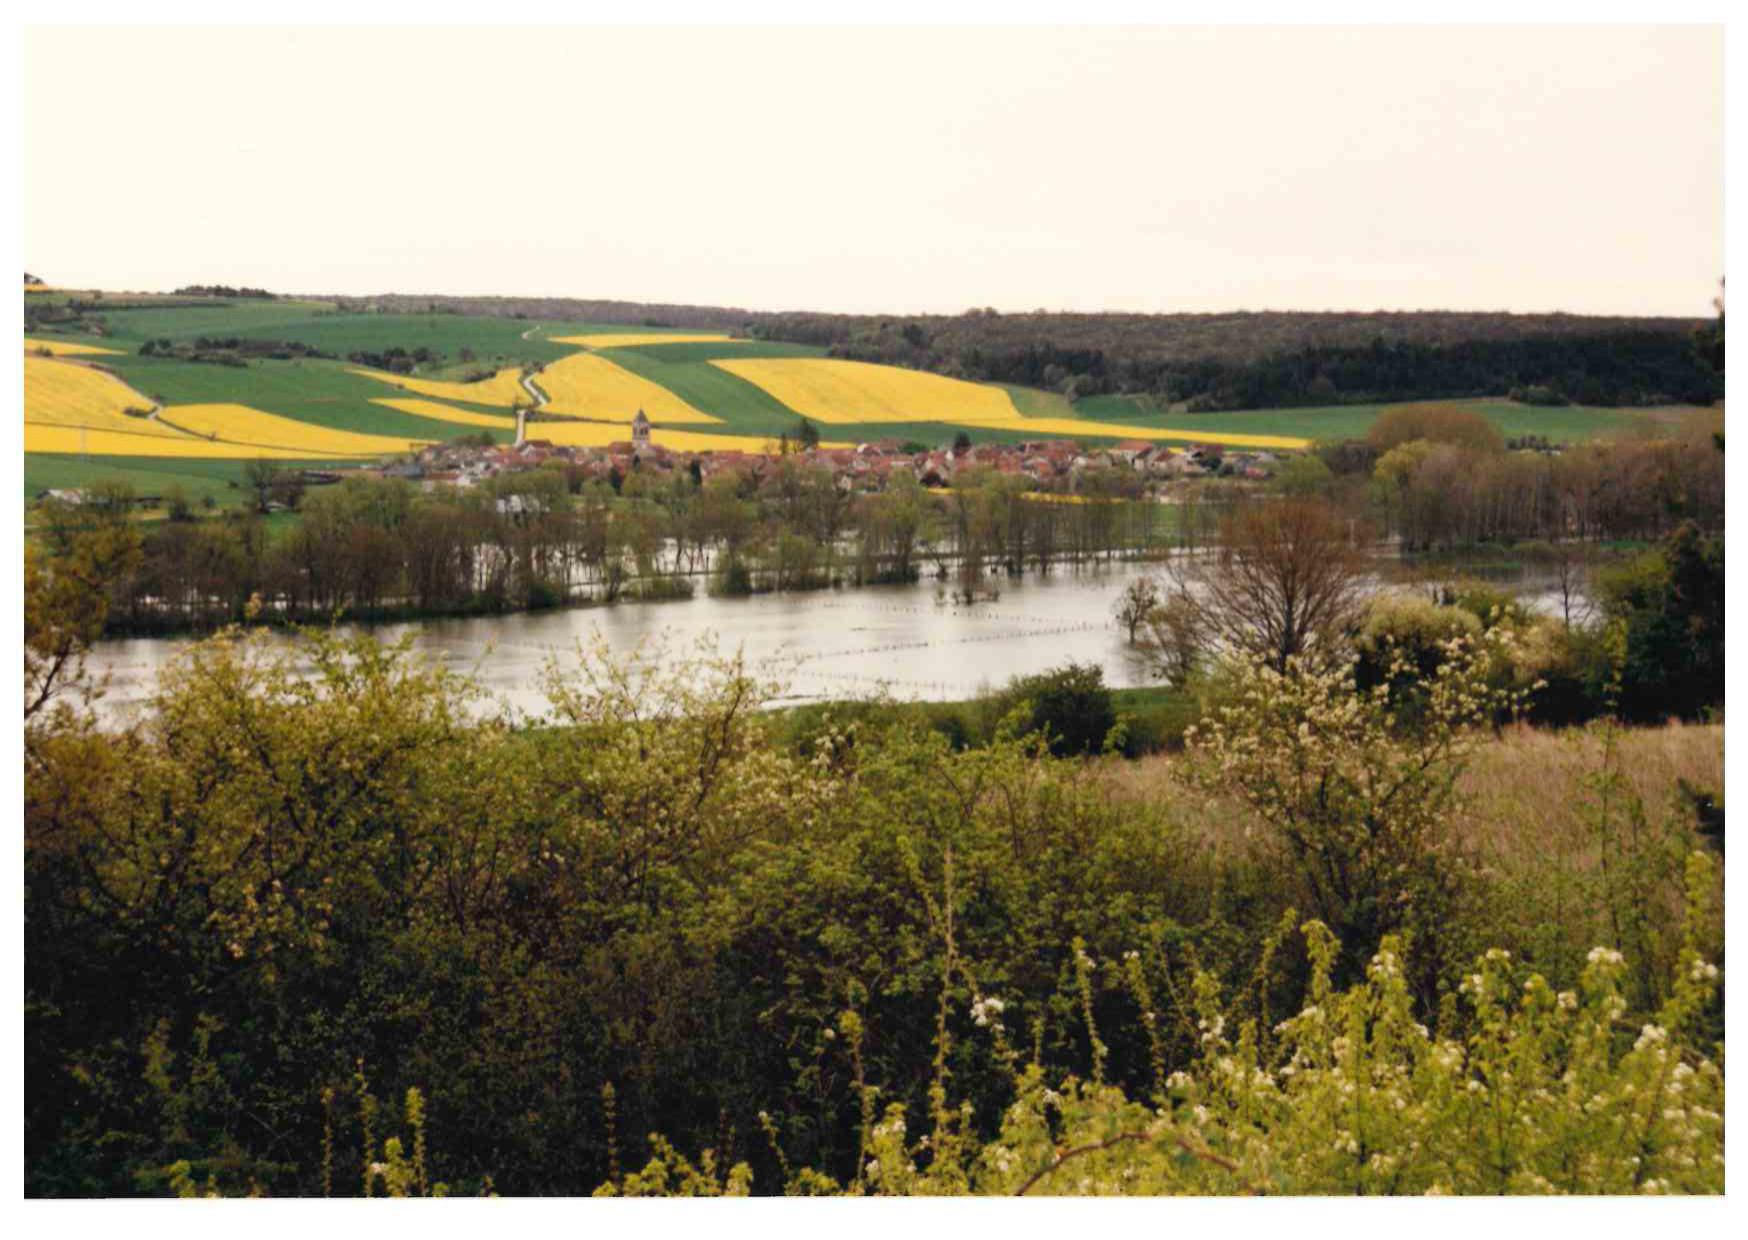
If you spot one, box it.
[380,426,1296,505]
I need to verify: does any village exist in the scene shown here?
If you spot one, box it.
[30,414,1291,513]
[377,411,1289,498]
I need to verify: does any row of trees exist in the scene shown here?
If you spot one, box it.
[54,461,1194,635]
[1355,407,1725,550]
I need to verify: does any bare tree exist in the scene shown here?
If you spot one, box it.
[1112,575,1161,644]
[1549,541,1593,633]
[1139,591,1204,687]
[1169,497,1367,673]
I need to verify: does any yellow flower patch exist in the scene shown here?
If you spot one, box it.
[522,421,842,455]
[24,424,320,459]
[954,414,1310,451]
[535,353,721,424]
[155,404,429,457]
[711,358,1020,426]
[370,398,517,431]
[24,355,170,432]
[349,367,529,408]
[24,338,122,357]
[549,333,741,349]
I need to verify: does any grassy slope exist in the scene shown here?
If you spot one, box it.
[22,453,352,509]
[28,301,1695,513]
[23,313,784,501]
[97,355,506,440]
[58,298,344,342]
[1071,394,1655,444]
[45,300,734,366]
[601,340,823,437]
[997,384,1079,419]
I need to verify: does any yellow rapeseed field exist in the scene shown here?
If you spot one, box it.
[25,358,316,458]
[24,338,122,357]
[23,424,325,459]
[713,357,1309,448]
[536,353,721,424]
[370,398,518,430]
[955,414,1310,451]
[549,333,741,349]
[710,358,1022,426]
[156,405,430,457]
[652,427,851,453]
[24,356,171,432]
[25,359,419,459]
[523,421,834,455]
[349,367,530,408]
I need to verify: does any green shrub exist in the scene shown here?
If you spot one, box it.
[610,867,1724,1196]
[992,662,1118,757]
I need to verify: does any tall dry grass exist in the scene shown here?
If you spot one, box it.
[1453,719,1721,865]
[1105,719,1720,858]
[1103,718,1722,991]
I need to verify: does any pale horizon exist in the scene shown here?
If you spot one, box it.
[24,24,1724,319]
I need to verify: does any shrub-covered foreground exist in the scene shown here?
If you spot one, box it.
[24,618,1723,1196]
[613,915,1723,1196]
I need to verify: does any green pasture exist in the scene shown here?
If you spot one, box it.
[1069,394,1661,444]
[37,299,756,368]
[22,453,357,512]
[28,299,1703,473]
[44,298,344,343]
[85,355,511,444]
[598,338,823,364]
[602,341,822,437]
[998,384,1079,419]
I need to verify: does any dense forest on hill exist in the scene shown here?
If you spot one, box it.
[332,294,1721,411]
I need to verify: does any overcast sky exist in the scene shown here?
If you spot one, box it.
[22,24,1723,317]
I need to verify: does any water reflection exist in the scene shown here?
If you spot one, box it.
[83,558,1586,723]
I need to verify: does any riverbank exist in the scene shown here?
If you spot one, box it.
[78,554,1599,725]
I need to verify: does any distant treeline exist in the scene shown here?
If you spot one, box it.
[326,294,1722,410]
[326,292,756,329]
[65,298,230,313]
[756,310,1722,410]
[139,336,333,366]
[347,345,442,374]
[55,461,1180,636]
[173,284,277,299]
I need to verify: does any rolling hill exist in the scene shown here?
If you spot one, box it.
[23,288,1707,507]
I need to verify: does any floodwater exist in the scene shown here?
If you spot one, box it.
[81,557,1587,722]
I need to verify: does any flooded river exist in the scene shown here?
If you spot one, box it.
[82,558,1586,721]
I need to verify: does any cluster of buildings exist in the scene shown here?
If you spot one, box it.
[389,418,1287,496]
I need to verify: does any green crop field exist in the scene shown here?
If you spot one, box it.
[28,295,1713,512]
[1070,394,1664,444]
[43,297,346,343]
[21,453,360,512]
[35,299,743,367]
[601,340,823,437]
[997,384,1079,419]
[101,355,511,437]
[598,339,823,364]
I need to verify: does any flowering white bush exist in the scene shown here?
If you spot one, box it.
[605,852,1722,1196]
[1181,630,1533,961]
